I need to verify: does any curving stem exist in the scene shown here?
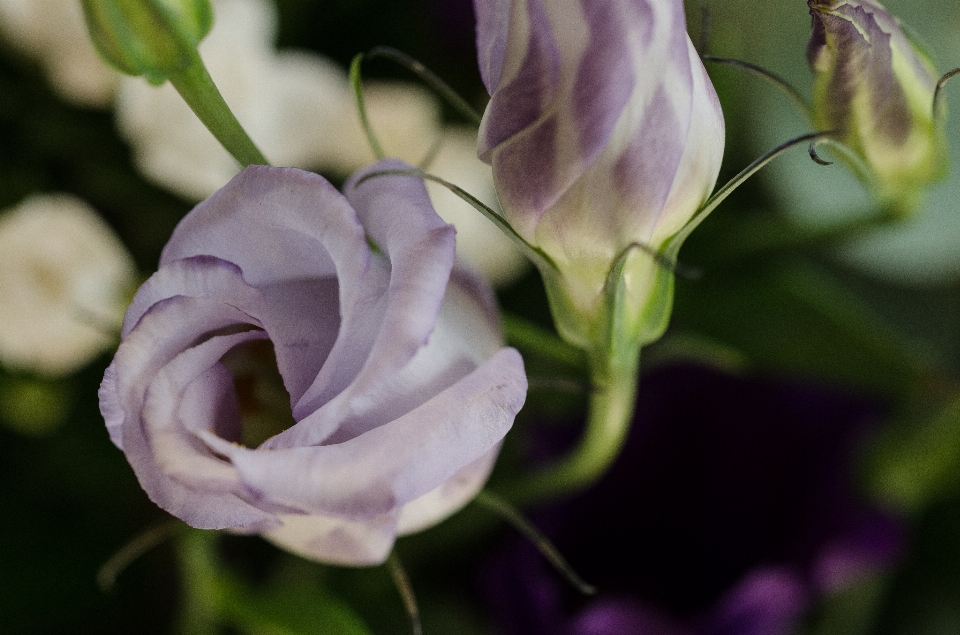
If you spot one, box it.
[168,55,269,168]
[507,344,640,505]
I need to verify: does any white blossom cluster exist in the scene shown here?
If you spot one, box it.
[0,0,526,287]
[0,0,527,376]
[0,195,135,376]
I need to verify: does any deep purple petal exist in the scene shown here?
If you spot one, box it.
[477,0,722,248]
[811,512,903,593]
[477,0,560,159]
[572,598,689,635]
[701,568,807,635]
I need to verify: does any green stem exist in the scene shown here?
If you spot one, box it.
[174,527,223,635]
[168,56,269,167]
[508,350,640,505]
[475,490,595,594]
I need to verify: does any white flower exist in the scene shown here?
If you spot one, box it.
[0,0,119,106]
[0,194,136,376]
[116,0,347,200]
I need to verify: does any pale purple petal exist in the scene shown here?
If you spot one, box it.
[262,511,400,567]
[104,255,264,450]
[396,446,501,535]
[273,257,517,464]
[160,166,377,407]
[473,0,514,92]
[103,164,526,566]
[477,0,723,246]
[108,289,278,530]
[100,362,124,448]
[142,329,274,529]
[218,347,525,520]
[265,160,457,448]
[121,255,264,337]
[341,160,456,398]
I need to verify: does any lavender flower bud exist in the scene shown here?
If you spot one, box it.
[474,0,724,351]
[81,0,212,84]
[807,0,946,213]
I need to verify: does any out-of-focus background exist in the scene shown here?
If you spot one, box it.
[3,0,960,633]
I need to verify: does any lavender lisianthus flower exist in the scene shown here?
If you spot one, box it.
[99,161,527,566]
[484,365,901,635]
[807,0,946,214]
[474,0,724,349]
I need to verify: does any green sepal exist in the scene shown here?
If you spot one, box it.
[81,0,213,83]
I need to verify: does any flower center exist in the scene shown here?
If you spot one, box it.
[222,339,296,448]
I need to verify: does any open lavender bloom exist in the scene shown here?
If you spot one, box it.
[484,365,902,635]
[99,162,527,566]
[808,0,946,214]
[474,0,724,350]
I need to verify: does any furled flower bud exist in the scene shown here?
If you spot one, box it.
[474,0,724,352]
[807,0,946,214]
[81,0,212,84]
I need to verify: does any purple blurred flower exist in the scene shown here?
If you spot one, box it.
[807,0,945,212]
[99,162,527,566]
[474,0,724,348]
[484,365,901,635]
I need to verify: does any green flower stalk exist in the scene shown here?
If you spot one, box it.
[473,0,724,501]
[808,0,947,216]
[82,0,267,167]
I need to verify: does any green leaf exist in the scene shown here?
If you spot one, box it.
[671,258,931,396]
[219,573,374,635]
[868,394,960,514]
[798,573,889,635]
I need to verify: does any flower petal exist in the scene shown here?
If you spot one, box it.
[396,446,501,535]
[261,511,400,567]
[704,568,808,635]
[218,347,525,520]
[109,287,279,529]
[159,165,380,410]
[266,160,457,447]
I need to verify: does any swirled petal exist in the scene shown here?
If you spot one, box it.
[160,166,379,408]
[267,160,457,447]
[209,347,525,521]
